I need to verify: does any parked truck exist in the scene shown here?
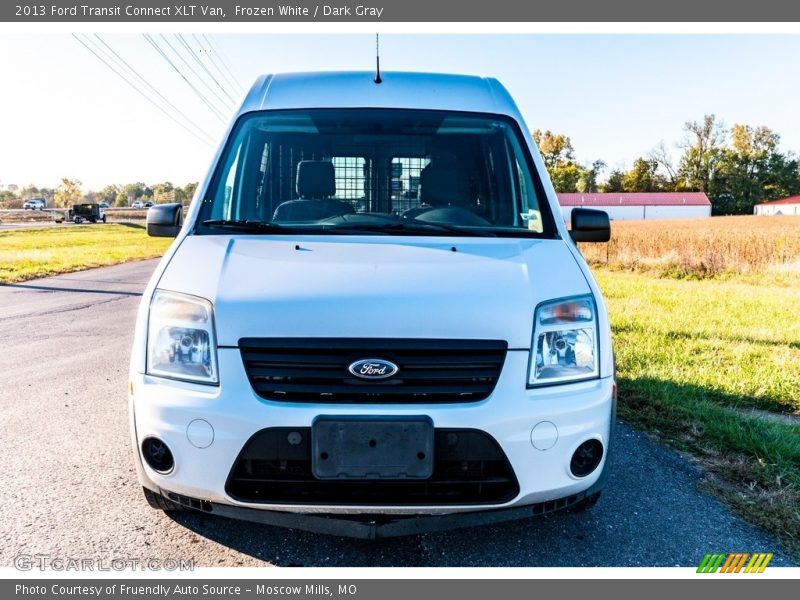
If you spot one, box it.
[54,203,107,224]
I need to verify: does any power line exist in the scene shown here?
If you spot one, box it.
[72,34,214,147]
[91,34,215,144]
[158,33,234,113]
[79,34,216,146]
[199,34,245,94]
[174,34,238,106]
[194,33,245,99]
[200,33,245,93]
[143,33,228,123]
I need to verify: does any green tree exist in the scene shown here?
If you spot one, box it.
[532,130,598,193]
[97,184,121,205]
[172,182,199,205]
[548,163,583,193]
[52,178,83,208]
[601,169,626,193]
[762,152,800,201]
[121,182,152,205]
[152,181,175,203]
[623,157,666,192]
[708,124,800,214]
[183,182,198,204]
[577,160,605,193]
[0,190,19,207]
[533,129,575,170]
[677,114,726,192]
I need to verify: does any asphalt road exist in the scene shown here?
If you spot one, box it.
[0,261,793,567]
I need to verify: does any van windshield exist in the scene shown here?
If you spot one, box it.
[196,109,556,238]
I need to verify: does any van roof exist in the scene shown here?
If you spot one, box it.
[239,71,521,118]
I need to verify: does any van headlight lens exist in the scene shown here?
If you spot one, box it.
[146,290,218,384]
[528,295,599,386]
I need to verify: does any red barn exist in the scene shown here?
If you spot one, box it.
[557,192,712,221]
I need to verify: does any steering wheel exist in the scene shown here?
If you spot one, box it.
[402,206,492,227]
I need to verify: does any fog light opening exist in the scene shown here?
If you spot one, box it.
[570,439,603,478]
[142,437,175,473]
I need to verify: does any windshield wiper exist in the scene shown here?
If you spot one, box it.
[326,220,496,237]
[201,219,289,233]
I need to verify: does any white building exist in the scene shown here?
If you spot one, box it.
[557,192,712,221]
[754,195,800,216]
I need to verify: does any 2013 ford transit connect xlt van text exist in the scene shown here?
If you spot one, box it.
[130,72,614,538]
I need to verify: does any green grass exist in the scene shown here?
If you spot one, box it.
[0,224,172,283]
[596,270,800,558]
[598,271,800,414]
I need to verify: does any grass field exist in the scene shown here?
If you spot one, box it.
[580,215,800,279]
[597,272,800,556]
[0,224,172,283]
[601,272,800,414]
[588,216,800,558]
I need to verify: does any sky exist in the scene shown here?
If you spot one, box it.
[1,34,800,191]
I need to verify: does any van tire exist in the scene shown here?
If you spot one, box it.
[567,491,601,513]
[142,486,184,512]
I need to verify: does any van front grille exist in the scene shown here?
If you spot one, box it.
[239,338,507,404]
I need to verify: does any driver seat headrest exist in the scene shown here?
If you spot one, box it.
[418,164,472,207]
[296,160,336,198]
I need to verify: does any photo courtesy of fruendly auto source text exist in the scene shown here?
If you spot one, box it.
[0,0,799,597]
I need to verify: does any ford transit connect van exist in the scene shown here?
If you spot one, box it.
[130,72,614,538]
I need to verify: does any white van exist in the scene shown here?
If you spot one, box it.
[130,72,614,538]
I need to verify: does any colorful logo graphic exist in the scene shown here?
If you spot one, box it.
[697,553,772,573]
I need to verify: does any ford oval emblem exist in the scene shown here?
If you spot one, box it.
[348,358,399,380]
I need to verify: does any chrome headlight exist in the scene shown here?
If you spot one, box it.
[528,295,599,386]
[146,290,218,384]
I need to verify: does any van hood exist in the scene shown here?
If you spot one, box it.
[156,235,590,349]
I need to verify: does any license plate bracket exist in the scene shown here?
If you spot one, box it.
[312,417,434,480]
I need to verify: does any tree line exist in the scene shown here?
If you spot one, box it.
[3,113,798,215]
[534,114,800,215]
[0,180,199,208]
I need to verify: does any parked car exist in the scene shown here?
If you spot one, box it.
[99,202,109,209]
[23,198,46,210]
[130,71,614,538]
[144,201,154,208]
[131,200,144,209]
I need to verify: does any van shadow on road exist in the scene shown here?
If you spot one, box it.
[1,282,143,296]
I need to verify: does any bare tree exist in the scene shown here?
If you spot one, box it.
[649,141,678,190]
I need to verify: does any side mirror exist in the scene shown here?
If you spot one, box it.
[569,208,610,243]
[146,203,184,237]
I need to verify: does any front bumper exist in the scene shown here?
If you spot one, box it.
[130,348,614,516]
[155,477,607,539]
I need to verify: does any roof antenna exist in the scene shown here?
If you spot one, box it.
[374,34,382,84]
